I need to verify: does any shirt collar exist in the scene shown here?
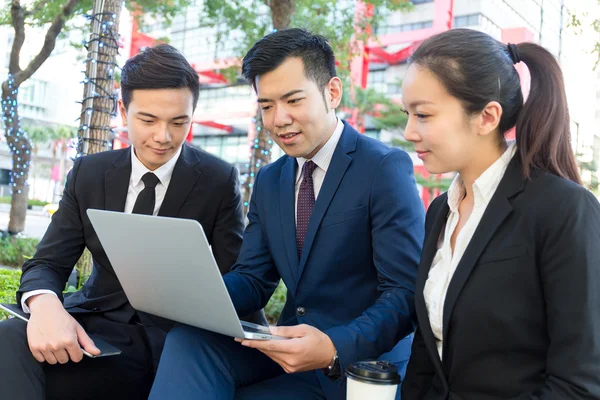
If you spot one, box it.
[447,141,517,212]
[130,145,182,188]
[296,118,344,183]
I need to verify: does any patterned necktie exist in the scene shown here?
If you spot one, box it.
[296,161,317,259]
[132,172,160,215]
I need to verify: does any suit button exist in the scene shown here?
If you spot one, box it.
[296,307,306,317]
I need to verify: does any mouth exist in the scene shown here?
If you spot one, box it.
[278,132,301,144]
[150,148,171,155]
[415,150,430,159]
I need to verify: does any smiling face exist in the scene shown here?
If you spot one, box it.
[401,64,503,176]
[255,57,342,159]
[119,87,193,170]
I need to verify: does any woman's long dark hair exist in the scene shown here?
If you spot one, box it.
[409,28,581,184]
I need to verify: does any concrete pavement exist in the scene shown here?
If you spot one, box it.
[0,203,51,239]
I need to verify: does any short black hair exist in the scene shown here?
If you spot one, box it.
[120,44,199,110]
[242,28,337,91]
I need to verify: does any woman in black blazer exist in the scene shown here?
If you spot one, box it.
[400,29,600,399]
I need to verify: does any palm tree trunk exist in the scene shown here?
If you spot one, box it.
[78,0,121,156]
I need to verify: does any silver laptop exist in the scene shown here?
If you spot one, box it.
[86,209,284,340]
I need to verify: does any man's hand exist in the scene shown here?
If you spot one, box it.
[239,324,336,374]
[26,293,100,364]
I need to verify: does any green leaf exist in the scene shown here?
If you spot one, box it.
[64,285,78,293]
[265,280,287,324]
[0,269,22,319]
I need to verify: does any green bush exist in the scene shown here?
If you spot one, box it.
[0,269,21,320]
[265,280,287,324]
[0,237,40,268]
[0,197,49,207]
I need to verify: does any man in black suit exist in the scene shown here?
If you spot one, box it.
[0,44,253,400]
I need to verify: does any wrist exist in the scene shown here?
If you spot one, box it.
[321,336,340,377]
[322,350,341,377]
[28,293,60,313]
[322,335,336,368]
[326,349,338,368]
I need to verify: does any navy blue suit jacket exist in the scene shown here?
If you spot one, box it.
[224,122,425,397]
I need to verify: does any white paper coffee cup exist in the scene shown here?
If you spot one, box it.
[346,360,400,400]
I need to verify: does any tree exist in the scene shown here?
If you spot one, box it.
[340,80,407,133]
[1,0,81,234]
[0,0,192,234]
[26,124,75,200]
[568,0,600,68]
[77,0,122,156]
[577,156,599,192]
[198,0,414,213]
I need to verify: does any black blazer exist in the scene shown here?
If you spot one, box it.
[16,144,255,346]
[402,154,600,399]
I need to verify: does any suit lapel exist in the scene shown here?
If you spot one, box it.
[280,156,300,283]
[104,148,132,212]
[158,145,202,217]
[441,155,525,360]
[296,125,357,283]
[415,196,450,381]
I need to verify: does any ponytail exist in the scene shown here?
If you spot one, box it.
[515,43,581,184]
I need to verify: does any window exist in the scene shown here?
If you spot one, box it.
[376,21,433,36]
[193,134,252,164]
[367,69,386,94]
[454,14,482,28]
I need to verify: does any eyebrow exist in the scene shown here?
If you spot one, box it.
[136,112,189,120]
[257,89,305,103]
[405,100,436,108]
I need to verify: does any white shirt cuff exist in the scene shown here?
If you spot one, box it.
[21,290,58,314]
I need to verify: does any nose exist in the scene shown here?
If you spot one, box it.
[153,123,172,144]
[403,117,420,143]
[273,105,293,129]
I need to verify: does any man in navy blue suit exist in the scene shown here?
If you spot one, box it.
[149,28,425,400]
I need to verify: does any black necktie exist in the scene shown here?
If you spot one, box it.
[132,172,160,215]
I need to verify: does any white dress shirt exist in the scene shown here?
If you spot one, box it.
[295,118,344,222]
[21,146,182,312]
[423,141,517,360]
[123,146,181,215]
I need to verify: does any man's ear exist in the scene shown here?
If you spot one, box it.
[118,100,127,126]
[326,77,343,110]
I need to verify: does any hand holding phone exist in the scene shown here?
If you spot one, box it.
[0,303,121,360]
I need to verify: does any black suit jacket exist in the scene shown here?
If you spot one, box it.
[402,154,600,399]
[17,144,255,352]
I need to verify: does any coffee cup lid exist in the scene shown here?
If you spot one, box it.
[345,360,401,385]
